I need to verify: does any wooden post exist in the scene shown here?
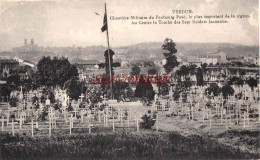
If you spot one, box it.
[31,119,34,137]
[236,109,239,125]
[103,114,106,126]
[54,118,56,129]
[220,109,223,124]
[89,124,92,134]
[136,116,139,132]
[98,112,101,122]
[11,119,14,136]
[258,103,260,122]
[225,110,228,125]
[246,102,249,125]
[247,111,250,125]
[105,114,108,127]
[19,118,22,129]
[120,112,123,127]
[49,120,51,137]
[229,112,232,127]
[209,110,212,127]
[113,116,115,132]
[69,121,72,135]
[1,117,4,131]
[188,108,190,120]
[243,112,246,129]
[192,106,194,120]
[202,108,204,123]
[156,114,159,133]
[7,113,9,125]
[71,114,74,128]
[81,111,84,123]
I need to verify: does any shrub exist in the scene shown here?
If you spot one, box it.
[140,113,156,129]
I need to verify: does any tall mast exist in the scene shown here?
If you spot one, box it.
[105,3,113,99]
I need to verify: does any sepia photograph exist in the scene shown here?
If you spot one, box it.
[0,0,259,159]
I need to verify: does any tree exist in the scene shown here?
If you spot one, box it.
[112,62,121,68]
[36,56,78,87]
[175,65,189,78]
[7,74,20,85]
[134,76,155,101]
[162,38,179,74]
[157,83,169,96]
[113,80,133,100]
[246,78,258,90]
[201,63,207,71]
[140,113,156,129]
[147,68,157,75]
[0,86,11,97]
[196,67,204,86]
[221,84,234,98]
[205,83,221,96]
[144,61,155,67]
[104,49,115,79]
[64,77,82,100]
[130,65,141,76]
[228,76,244,86]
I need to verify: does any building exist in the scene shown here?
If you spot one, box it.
[210,51,227,63]
[0,58,19,78]
[12,38,39,52]
[198,51,228,65]
[70,59,100,69]
[244,56,259,65]
[187,56,202,67]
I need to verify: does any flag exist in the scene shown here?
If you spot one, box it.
[101,11,107,32]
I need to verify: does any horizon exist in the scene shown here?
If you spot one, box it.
[2,41,258,52]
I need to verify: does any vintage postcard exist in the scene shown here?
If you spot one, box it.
[0,0,259,159]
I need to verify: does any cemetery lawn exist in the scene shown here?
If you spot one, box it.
[0,130,259,159]
[157,115,260,155]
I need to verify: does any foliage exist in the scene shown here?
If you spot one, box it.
[113,62,121,68]
[0,86,11,97]
[7,74,20,85]
[135,76,155,101]
[162,38,179,74]
[9,97,18,107]
[202,63,208,71]
[140,113,156,129]
[147,68,157,75]
[205,83,221,96]
[64,77,83,100]
[175,65,196,78]
[246,78,258,90]
[196,67,204,86]
[157,83,169,96]
[221,84,235,98]
[130,65,141,76]
[113,80,133,100]
[0,131,257,159]
[36,56,78,87]
[228,76,244,86]
[104,49,115,78]
[144,61,155,67]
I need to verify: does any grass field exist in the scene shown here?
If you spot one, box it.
[0,130,259,160]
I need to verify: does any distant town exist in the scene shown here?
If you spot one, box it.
[0,38,258,85]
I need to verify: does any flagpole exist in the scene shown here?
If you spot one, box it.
[105,3,113,99]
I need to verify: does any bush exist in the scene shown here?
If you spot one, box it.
[0,131,258,159]
[9,97,18,107]
[140,113,156,129]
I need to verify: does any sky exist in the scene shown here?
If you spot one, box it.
[0,0,258,50]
